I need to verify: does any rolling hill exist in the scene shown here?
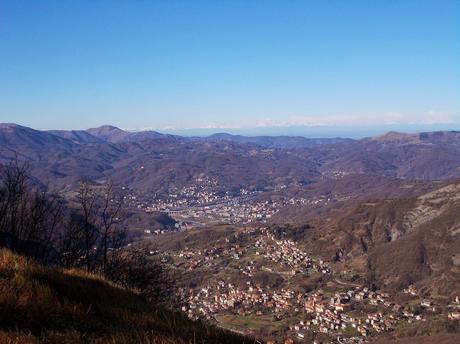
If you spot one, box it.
[1,124,460,195]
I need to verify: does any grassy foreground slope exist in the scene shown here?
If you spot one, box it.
[0,249,252,344]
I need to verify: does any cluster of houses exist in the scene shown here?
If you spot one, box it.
[179,281,300,321]
[298,288,399,340]
[171,227,330,279]
[162,197,312,225]
[144,176,254,213]
[121,173,334,226]
[404,286,460,322]
[293,285,460,342]
[255,231,331,275]
[172,227,334,324]
[324,169,353,179]
[174,247,223,271]
[160,225,460,343]
[448,296,460,320]
[180,278,456,343]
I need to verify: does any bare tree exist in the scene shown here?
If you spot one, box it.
[0,160,29,249]
[108,243,175,306]
[56,211,88,269]
[77,180,101,272]
[0,161,63,263]
[71,180,128,274]
[100,181,124,274]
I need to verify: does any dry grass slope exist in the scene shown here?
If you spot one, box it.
[0,249,254,344]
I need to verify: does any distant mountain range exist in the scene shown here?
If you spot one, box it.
[1,123,460,194]
[49,123,353,148]
[200,132,353,149]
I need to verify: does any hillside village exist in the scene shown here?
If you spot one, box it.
[152,226,460,343]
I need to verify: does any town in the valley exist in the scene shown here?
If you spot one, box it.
[161,227,459,343]
[119,176,460,343]
[122,176,331,228]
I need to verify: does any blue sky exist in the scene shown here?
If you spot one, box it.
[0,0,459,134]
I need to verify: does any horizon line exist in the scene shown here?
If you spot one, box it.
[2,122,460,140]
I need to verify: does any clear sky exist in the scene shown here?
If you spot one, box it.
[0,0,459,133]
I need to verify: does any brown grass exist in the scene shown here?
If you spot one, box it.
[0,249,254,344]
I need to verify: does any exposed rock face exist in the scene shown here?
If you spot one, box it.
[295,181,460,296]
